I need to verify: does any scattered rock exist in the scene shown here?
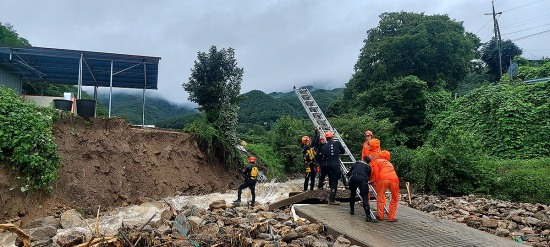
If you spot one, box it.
[334,235,351,247]
[55,229,88,247]
[422,203,436,212]
[28,225,57,241]
[481,218,499,228]
[534,211,550,221]
[187,216,203,231]
[209,200,227,210]
[539,221,550,230]
[282,229,300,242]
[526,217,541,226]
[60,209,84,229]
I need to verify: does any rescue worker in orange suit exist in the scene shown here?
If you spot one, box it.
[301,136,316,191]
[346,156,379,223]
[313,129,328,189]
[370,150,399,222]
[233,157,258,206]
[321,131,345,205]
[367,138,381,161]
[361,130,374,161]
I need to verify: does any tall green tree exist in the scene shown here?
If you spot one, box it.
[481,38,522,82]
[343,12,479,103]
[0,22,31,47]
[183,46,243,144]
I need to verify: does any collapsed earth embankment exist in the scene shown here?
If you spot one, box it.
[1,116,239,224]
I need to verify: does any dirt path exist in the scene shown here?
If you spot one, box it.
[1,116,239,225]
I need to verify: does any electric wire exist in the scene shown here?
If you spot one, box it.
[500,13,550,29]
[501,0,544,13]
[512,29,550,41]
[475,19,493,35]
[502,23,550,35]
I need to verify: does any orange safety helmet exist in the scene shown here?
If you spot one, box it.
[325,131,334,139]
[301,136,310,144]
[379,150,391,161]
[248,157,257,163]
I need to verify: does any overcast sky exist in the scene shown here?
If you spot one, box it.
[2,0,549,105]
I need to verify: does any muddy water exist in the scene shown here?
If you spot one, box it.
[0,179,302,246]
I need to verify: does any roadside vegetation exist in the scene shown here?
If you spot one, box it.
[0,87,61,191]
[235,12,550,204]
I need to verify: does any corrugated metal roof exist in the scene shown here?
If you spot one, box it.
[0,46,160,89]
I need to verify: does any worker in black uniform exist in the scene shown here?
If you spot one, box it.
[321,131,345,205]
[233,157,258,206]
[313,129,328,189]
[347,157,379,223]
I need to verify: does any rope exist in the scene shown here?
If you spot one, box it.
[173,219,200,247]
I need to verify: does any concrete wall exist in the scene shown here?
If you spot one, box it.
[0,67,22,94]
[23,95,64,107]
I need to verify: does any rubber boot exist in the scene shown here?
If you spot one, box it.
[328,189,340,205]
[349,205,355,215]
[365,207,379,223]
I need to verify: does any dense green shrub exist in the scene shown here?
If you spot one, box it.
[388,146,415,182]
[410,130,490,195]
[184,117,241,168]
[430,83,550,159]
[245,143,284,179]
[270,116,311,173]
[0,86,60,191]
[486,158,550,204]
[330,113,401,156]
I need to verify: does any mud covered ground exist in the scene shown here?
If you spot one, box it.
[0,116,239,225]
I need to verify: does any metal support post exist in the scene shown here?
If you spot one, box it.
[78,53,83,99]
[93,86,98,117]
[108,60,113,118]
[142,62,147,127]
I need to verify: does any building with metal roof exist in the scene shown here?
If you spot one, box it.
[0,46,161,125]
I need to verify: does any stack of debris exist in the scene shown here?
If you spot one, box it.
[404,193,550,246]
[3,200,360,247]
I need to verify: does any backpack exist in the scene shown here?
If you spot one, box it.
[250,166,258,180]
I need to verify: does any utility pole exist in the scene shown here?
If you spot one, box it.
[485,0,503,79]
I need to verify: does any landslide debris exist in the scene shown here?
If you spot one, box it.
[1,116,239,224]
[406,193,550,246]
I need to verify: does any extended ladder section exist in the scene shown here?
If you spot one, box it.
[293,86,389,217]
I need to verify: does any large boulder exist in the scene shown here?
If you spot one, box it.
[26,216,60,229]
[60,209,85,229]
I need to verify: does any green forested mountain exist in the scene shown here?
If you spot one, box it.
[97,93,198,126]
[237,87,343,131]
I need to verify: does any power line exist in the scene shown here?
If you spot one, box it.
[512,29,550,41]
[500,13,550,29]
[501,0,544,13]
[475,19,493,34]
[502,23,550,35]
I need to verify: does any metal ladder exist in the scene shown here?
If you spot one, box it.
[293,86,389,218]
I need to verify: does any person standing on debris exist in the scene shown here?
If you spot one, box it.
[361,130,374,161]
[346,157,379,223]
[234,157,259,206]
[313,129,328,189]
[371,150,399,222]
[302,136,317,191]
[321,131,345,205]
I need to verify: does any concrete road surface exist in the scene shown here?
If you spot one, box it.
[295,202,525,247]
